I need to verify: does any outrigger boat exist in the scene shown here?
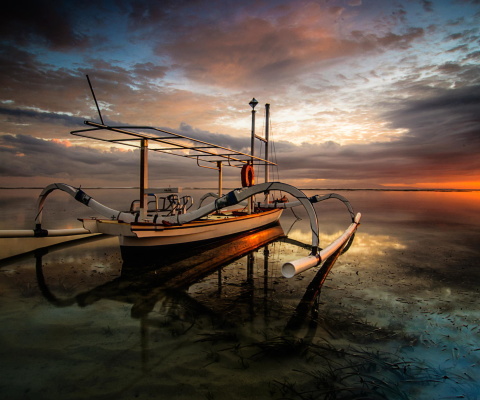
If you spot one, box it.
[1,85,361,277]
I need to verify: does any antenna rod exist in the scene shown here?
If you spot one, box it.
[86,75,104,125]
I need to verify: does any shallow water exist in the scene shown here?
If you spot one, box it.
[0,189,479,399]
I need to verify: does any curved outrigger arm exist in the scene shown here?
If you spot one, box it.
[256,193,356,222]
[32,182,321,253]
[255,192,361,277]
[33,183,135,236]
[190,181,321,252]
[281,212,361,278]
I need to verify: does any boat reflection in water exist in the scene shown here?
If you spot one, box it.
[284,232,356,333]
[34,221,357,354]
[26,222,420,400]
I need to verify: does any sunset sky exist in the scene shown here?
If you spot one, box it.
[1,0,479,189]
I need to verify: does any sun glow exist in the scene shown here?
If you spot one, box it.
[383,181,480,190]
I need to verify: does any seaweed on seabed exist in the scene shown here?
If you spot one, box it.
[270,346,412,400]
[195,330,238,344]
[249,335,310,359]
[269,335,480,400]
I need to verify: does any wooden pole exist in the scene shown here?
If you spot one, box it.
[217,161,223,197]
[250,109,256,163]
[265,103,270,183]
[140,139,148,220]
[249,106,256,214]
[264,103,270,204]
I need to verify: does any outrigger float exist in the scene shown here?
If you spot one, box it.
[0,86,361,277]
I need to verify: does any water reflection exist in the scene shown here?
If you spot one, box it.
[29,224,361,373]
[1,190,480,399]
[26,224,462,400]
[285,233,356,333]
[33,224,346,335]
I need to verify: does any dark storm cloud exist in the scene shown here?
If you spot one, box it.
[0,134,131,178]
[422,1,434,12]
[445,28,480,46]
[0,47,99,123]
[0,47,172,136]
[0,0,90,50]
[131,63,169,80]
[0,107,86,127]
[464,50,480,61]
[446,44,470,53]
[176,123,250,153]
[0,46,50,88]
[384,84,480,148]
[0,133,206,184]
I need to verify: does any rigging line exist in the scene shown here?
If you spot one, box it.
[260,107,266,138]
[259,139,264,179]
[269,121,281,183]
[258,107,268,183]
[86,75,104,125]
[290,205,302,221]
[270,128,286,200]
[258,107,266,177]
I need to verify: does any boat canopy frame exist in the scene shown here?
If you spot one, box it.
[71,121,277,169]
[71,120,277,218]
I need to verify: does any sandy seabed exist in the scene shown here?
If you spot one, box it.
[0,189,479,399]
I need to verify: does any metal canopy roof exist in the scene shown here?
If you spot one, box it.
[71,121,276,169]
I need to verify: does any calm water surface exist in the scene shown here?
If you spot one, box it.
[0,189,479,399]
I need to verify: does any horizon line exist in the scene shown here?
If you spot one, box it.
[0,186,479,192]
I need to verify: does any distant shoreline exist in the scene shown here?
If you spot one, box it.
[1,187,479,192]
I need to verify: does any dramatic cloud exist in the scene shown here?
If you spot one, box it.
[273,83,480,187]
[1,0,479,188]
[158,4,425,88]
[0,133,223,188]
[1,1,90,50]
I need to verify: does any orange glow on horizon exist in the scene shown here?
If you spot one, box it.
[383,181,480,190]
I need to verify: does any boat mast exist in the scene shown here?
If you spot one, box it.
[265,103,270,183]
[140,138,148,220]
[249,98,258,164]
[264,103,271,203]
[217,161,223,197]
[249,98,258,214]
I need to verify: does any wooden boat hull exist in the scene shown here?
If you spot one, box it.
[81,208,283,247]
[120,222,285,269]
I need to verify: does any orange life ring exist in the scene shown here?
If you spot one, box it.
[241,164,255,187]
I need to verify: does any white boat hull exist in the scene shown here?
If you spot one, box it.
[81,208,283,247]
